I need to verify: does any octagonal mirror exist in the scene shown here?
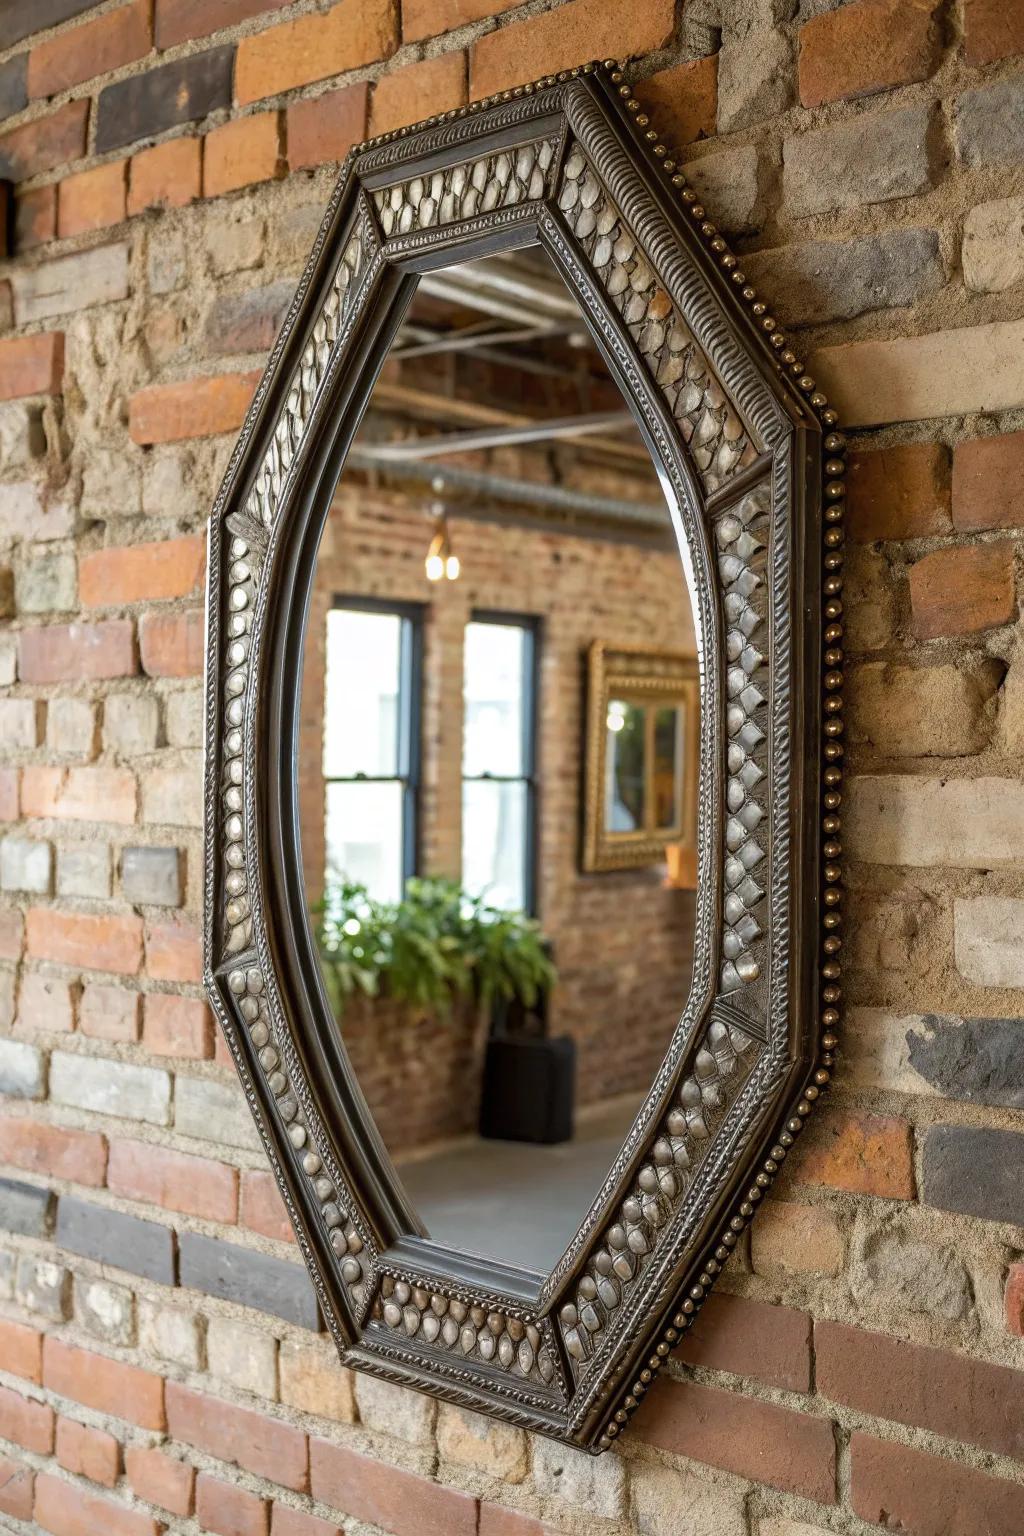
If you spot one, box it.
[204,63,837,1452]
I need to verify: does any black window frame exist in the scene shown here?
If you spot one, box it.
[461,609,540,916]
[324,594,424,893]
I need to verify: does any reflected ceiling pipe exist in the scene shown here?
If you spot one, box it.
[347,447,669,534]
[363,411,636,463]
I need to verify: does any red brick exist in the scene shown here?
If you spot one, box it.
[28,0,151,98]
[156,0,290,48]
[167,1383,308,1493]
[235,0,398,105]
[196,1473,268,1536]
[637,56,717,147]
[0,1452,33,1523]
[674,1291,812,1393]
[0,332,64,402]
[952,429,1024,532]
[0,1319,43,1383]
[108,1136,238,1222]
[57,160,127,238]
[0,1383,54,1454]
[964,0,1024,64]
[144,992,214,1058]
[26,907,143,974]
[788,1110,915,1200]
[286,82,367,171]
[22,766,136,825]
[139,608,204,678]
[145,918,201,982]
[1006,1261,1024,1337]
[129,371,259,443]
[636,1375,837,1503]
[79,983,140,1043]
[403,0,523,42]
[471,0,674,98]
[271,1504,342,1536]
[18,620,135,684]
[128,137,202,215]
[56,1416,121,1487]
[478,1510,551,1536]
[205,111,284,196]
[851,1430,1024,1536]
[847,441,951,542]
[43,1339,164,1431]
[909,540,1016,639]
[0,768,18,821]
[0,906,24,960]
[309,1439,479,1536]
[370,53,465,135]
[125,1446,194,1516]
[0,1116,107,1185]
[80,534,205,608]
[240,1169,295,1243]
[817,1319,1024,1459]
[14,184,58,251]
[0,101,89,182]
[34,1472,161,1536]
[799,0,939,107]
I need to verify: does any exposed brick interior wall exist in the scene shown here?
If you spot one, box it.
[0,1,1023,1534]
[298,483,697,1149]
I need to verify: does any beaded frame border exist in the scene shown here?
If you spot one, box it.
[202,59,841,1454]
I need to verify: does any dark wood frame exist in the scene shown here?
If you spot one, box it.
[203,61,844,1453]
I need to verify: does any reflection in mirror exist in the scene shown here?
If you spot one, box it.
[299,243,699,1274]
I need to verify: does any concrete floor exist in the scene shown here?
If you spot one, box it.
[396,1100,636,1273]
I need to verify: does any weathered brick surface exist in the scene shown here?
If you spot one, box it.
[235,0,398,105]
[167,1382,308,1491]
[637,1376,837,1502]
[96,47,235,154]
[286,82,368,171]
[0,3,1021,1530]
[798,0,939,108]
[850,1431,1024,1536]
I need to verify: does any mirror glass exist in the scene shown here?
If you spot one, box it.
[298,244,700,1274]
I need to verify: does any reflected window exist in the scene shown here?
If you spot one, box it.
[462,614,537,913]
[323,600,421,903]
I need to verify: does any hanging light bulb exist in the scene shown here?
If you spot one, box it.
[424,480,460,581]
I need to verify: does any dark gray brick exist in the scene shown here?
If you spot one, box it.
[204,281,295,356]
[95,47,234,155]
[908,1016,1024,1111]
[922,1126,1024,1228]
[178,1232,319,1329]
[0,1177,53,1238]
[743,229,944,326]
[56,1195,176,1284]
[0,0,99,51]
[0,55,27,120]
[956,78,1024,170]
[121,846,182,907]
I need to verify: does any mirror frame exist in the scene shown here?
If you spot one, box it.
[583,641,701,873]
[203,60,842,1453]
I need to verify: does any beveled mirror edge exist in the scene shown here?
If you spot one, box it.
[201,59,842,1453]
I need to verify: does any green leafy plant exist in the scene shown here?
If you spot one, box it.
[313,877,557,1020]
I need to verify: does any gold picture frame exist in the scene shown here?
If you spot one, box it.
[582,641,700,873]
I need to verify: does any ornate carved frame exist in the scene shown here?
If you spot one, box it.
[203,61,844,1454]
[583,642,701,873]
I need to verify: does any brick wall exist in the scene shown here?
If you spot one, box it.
[299,482,696,1146]
[0,1,1023,1535]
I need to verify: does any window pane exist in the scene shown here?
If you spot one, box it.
[605,700,645,833]
[323,609,402,778]
[653,705,683,830]
[462,779,527,911]
[463,622,526,778]
[325,780,404,903]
